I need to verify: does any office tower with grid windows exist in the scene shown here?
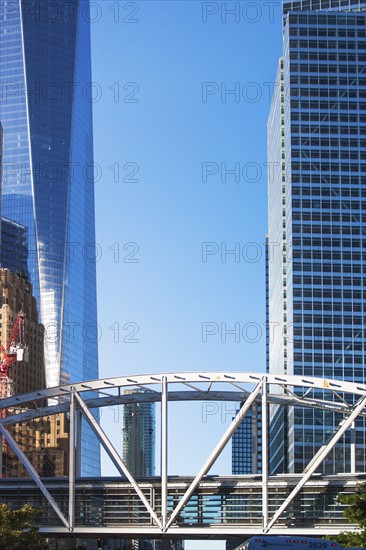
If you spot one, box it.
[232,404,262,475]
[267,0,366,473]
[0,1,99,474]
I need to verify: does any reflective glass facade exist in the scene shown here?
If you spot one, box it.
[0,0,99,475]
[122,391,156,478]
[1,217,29,280]
[268,1,366,473]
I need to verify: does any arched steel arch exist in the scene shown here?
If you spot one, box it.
[0,371,365,537]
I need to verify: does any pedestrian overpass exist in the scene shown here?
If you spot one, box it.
[0,372,365,539]
[0,473,363,538]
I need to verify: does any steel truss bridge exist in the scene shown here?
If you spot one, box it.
[0,372,365,540]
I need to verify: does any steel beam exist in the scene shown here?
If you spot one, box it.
[38,524,360,537]
[74,391,163,530]
[161,376,168,528]
[164,380,263,530]
[0,422,69,529]
[2,372,366,412]
[3,391,362,429]
[265,394,366,532]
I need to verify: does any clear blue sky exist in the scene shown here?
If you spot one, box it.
[90,0,282,528]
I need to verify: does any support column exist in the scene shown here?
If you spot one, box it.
[76,410,82,478]
[68,389,76,530]
[161,376,168,529]
[350,420,356,474]
[261,377,268,529]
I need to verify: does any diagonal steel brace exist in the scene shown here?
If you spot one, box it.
[265,394,366,532]
[0,422,69,529]
[74,391,162,530]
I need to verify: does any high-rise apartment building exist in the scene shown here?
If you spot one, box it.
[267,0,366,473]
[122,390,156,478]
[0,0,99,474]
[120,394,185,549]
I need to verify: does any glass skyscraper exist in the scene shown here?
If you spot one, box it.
[268,0,366,473]
[122,390,156,478]
[0,0,100,475]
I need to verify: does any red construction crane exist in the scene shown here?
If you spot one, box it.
[0,311,28,476]
[0,311,28,414]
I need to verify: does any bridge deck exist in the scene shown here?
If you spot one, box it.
[0,474,361,537]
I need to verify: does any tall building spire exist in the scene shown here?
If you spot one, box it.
[0,0,100,475]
